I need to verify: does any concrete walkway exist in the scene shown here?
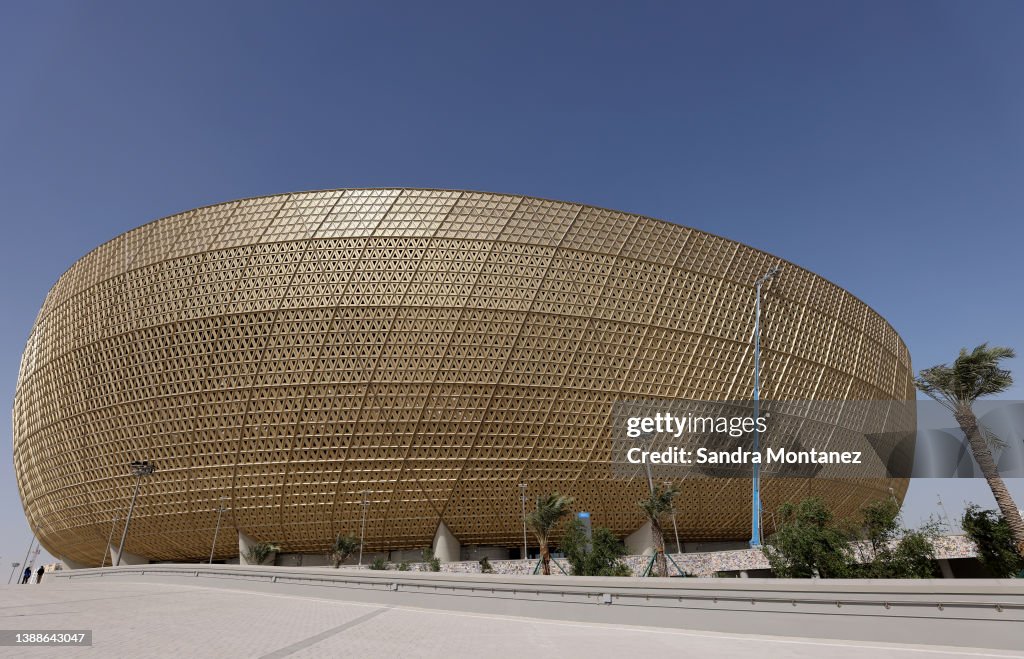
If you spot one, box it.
[0,581,1020,658]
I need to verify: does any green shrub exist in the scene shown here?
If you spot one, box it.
[762,498,855,578]
[244,541,280,566]
[963,505,1024,578]
[560,519,631,576]
[856,499,939,579]
[369,556,389,570]
[763,497,942,579]
[421,548,441,572]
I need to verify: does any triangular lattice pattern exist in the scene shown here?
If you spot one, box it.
[13,189,914,565]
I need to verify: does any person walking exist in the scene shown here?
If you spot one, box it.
[35,566,44,584]
[20,567,30,584]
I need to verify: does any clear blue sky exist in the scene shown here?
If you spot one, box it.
[2,1,1022,567]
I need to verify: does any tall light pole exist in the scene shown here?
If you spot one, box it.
[640,432,655,495]
[28,547,41,582]
[357,490,370,567]
[665,480,681,555]
[519,483,528,560]
[750,264,782,547]
[19,536,35,581]
[115,460,155,567]
[7,562,20,585]
[209,497,229,564]
[640,433,661,571]
[100,514,119,568]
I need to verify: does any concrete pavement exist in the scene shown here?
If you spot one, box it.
[0,581,1021,659]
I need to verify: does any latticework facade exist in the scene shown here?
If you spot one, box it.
[13,189,914,566]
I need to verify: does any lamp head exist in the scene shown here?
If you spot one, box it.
[756,264,784,286]
[129,460,155,477]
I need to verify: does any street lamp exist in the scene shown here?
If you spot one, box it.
[665,480,681,555]
[639,433,661,570]
[115,460,155,567]
[750,264,782,547]
[357,491,370,567]
[28,547,41,582]
[7,562,20,585]
[209,497,230,565]
[641,432,655,494]
[19,536,36,581]
[519,483,528,560]
[100,514,119,568]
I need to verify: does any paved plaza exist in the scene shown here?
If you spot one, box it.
[0,581,1019,658]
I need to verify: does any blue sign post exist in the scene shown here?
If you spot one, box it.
[578,512,592,552]
[750,264,781,547]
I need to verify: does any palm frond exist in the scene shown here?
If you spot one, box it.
[639,485,678,521]
[915,343,1015,407]
[979,422,1007,451]
[526,493,574,539]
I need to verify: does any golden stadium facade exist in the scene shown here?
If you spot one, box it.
[13,189,914,566]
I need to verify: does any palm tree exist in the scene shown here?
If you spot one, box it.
[330,533,360,568]
[916,344,1024,557]
[526,493,573,575]
[639,485,678,577]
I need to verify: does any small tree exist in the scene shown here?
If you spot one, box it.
[856,499,939,579]
[560,518,632,576]
[526,493,574,575]
[762,498,854,578]
[329,533,360,568]
[638,485,677,577]
[883,529,941,579]
[421,548,441,572]
[962,505,1024,578]
[916,344,1024,557]
[860,499,902,559]
[479,556,494,574]
[244,541,280,566]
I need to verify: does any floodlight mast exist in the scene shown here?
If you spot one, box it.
[19,536,36,581]
[750,264,782,547]
[358,491,370,566]
[519,483,528,560]
[665,480,681,554]
[209,497,230,565]
[100,514,119,568]
[115,460,155,567]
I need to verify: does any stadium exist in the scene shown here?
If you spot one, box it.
[13,189,914,567]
